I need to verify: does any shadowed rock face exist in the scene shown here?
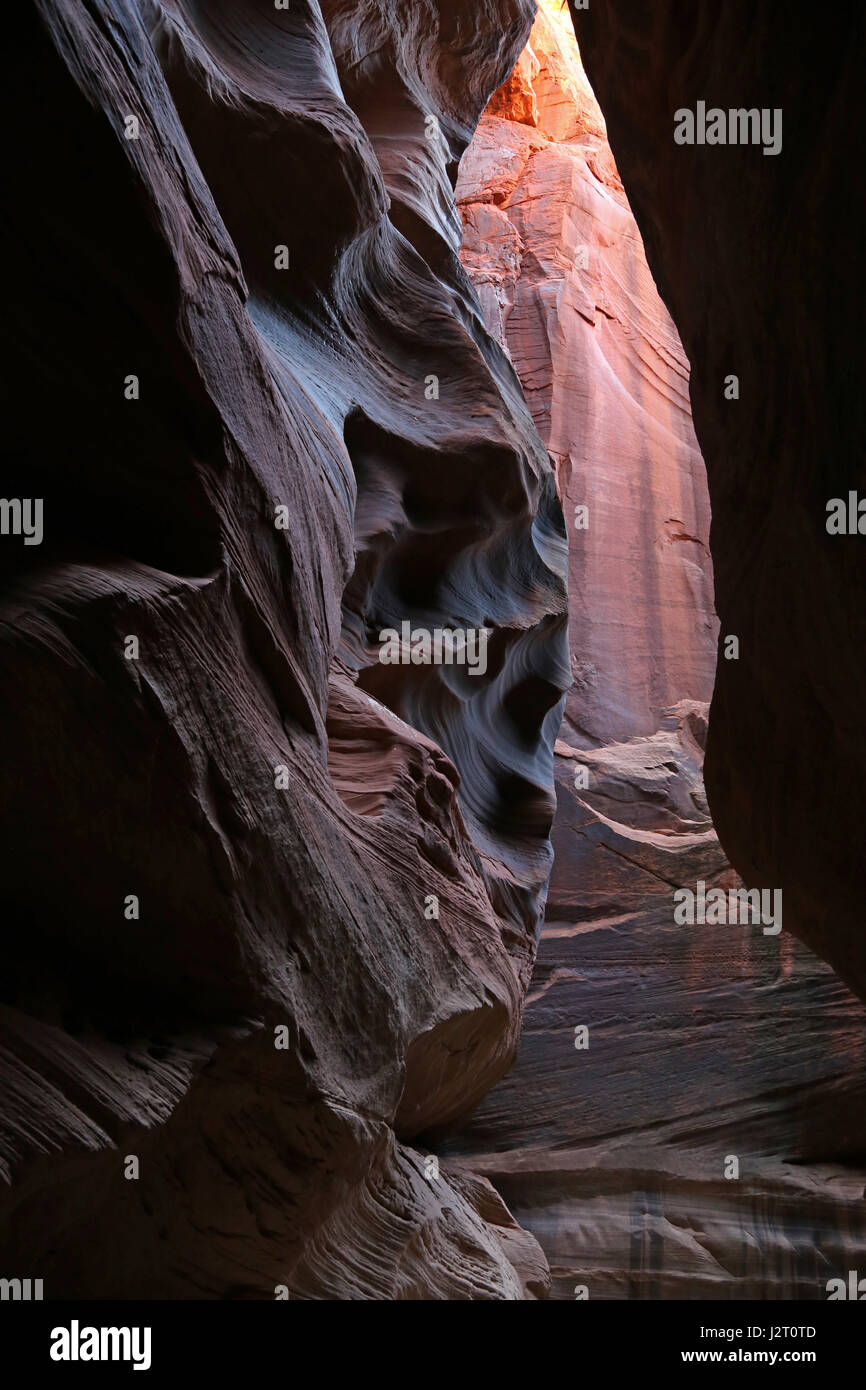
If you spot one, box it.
[0,0,569,1298]
[567,0,866,998]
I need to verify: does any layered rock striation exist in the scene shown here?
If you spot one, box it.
[457,0,718,747]
[0,0,569,1298]
[445,701,866,1299]
[446,1,866,1299]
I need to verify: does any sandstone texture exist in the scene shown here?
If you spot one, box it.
[568,0,866,996]
[0,0,570,1298]
[457,0,718,747]
[445,700,866,1298]
[447,0,866,1299]
[445,895,866,1299]
[2,0,863,1304]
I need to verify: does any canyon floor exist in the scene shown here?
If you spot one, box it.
[444,889,866,1298]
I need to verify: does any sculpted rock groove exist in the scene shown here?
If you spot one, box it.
[0,0,569,1298]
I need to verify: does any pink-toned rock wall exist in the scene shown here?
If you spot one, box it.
[457,1,718,747]
[446,3,865,1300]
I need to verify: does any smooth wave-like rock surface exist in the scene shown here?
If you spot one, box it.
[0,0,570,1298]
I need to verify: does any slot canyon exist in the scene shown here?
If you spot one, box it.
[445,0,865,1298]
[1,0,864,1305]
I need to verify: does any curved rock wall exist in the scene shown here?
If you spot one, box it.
[445,0,865,1301]
[567,0,866,996]
[0,0,569,1298]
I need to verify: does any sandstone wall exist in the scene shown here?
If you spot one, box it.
[0,0,569,1298]
[458,1,718,748]
[568,0,866,996]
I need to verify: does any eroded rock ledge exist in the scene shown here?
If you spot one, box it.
[0,0,568,1298]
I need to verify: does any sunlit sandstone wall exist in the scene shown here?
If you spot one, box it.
[458,0,718,748]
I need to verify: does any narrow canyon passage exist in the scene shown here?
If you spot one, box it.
[443,1,866,1299]
[2,0,863,1311]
